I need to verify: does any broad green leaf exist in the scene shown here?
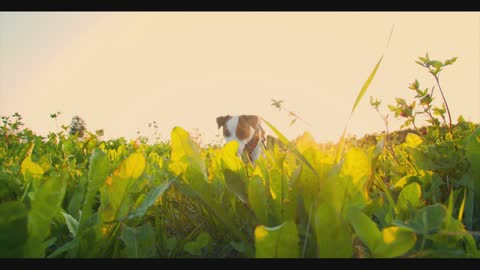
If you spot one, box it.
[405,133,423,148]
[255,220,299,258]
[268,168,288,222]
[341,147,371,207]
[184,232,211,256]
[396,182,423,219]
[224,169,248,204]
[465,129,480,230]
[169,127,206,179]
[20,143,43,177]
[248,176,268,225]
[295,132,318,154]
[314,203,353,258]
[411,204,447,234]
[464,233,480,258]
[221,140,243,171]
[261,118,319,177]
[76,150,109,257]
[129,179,174,219]
[21,157,44,178]
[347,207,381,253]
[25,175,67,257]
[100,152,146,223]
[347,208,416,258]
[342,147,370,186]
[67,176,87,220]
[0,201,28,258]
[374,226,416,258]
[120,224,155,258]
[168,127,208,197]
[80,149,109,227]
[116,152,146,180]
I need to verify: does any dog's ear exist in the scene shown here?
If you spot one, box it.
[216,115,229,129]
[245,115,259,129]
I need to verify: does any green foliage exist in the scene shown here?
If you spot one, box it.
[184,232,211,256]
[120,224,156,258]
[255,221,299,258]
[0,201,28,257]
[0,53,478,258]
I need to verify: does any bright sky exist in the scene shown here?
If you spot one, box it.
[1,12,479,145]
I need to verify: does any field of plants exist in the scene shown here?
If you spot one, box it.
[1,54,479,258]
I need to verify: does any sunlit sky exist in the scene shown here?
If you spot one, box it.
[1,12,479,145]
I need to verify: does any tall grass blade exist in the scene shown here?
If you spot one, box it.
[335,55,384,164]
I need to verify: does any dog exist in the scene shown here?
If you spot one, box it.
[216,115,266,163]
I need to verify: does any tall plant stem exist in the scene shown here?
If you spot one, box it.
[433,75,452,132]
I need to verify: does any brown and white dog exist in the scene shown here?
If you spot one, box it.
[216,115,266,163]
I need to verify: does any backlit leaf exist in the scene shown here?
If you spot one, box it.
[255,220,299,258]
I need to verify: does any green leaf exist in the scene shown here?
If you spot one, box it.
[25,175,67,257]
[314,203,353,258]
[342,147,370,187]
[405,133,423,148]
[336,55,383,163]
[374,226,416,258]
[428,60,443,69]
[129,179,174,219]
[395,98,406,105]
[465,132,480,183]
[248,176,269,225]
[120,224,155,258]
[100,151,146,223]
[224,169,248,204]
[80,149,109,227]
[184,232,211,256]
[347,208,416,258]
[458,188,466,221]
[75,150,109,258]
[165,237,177,252]
[21,144,44,178]
[387,105,397,112]
[174,183,248,244]
[396,182,423,219]
[0,201,28,258]
[168,127,208,198]
[61,211,79,238]
[351,56,384,115]
[47,239,79,258]
[261,118,319,177]
[255,221,299,258]
[221,140,244,172]
[169,126,206,177]
[411,204,447,234]
[116,152,146,180]
[444,57,458,66]
[347,207,381,252]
